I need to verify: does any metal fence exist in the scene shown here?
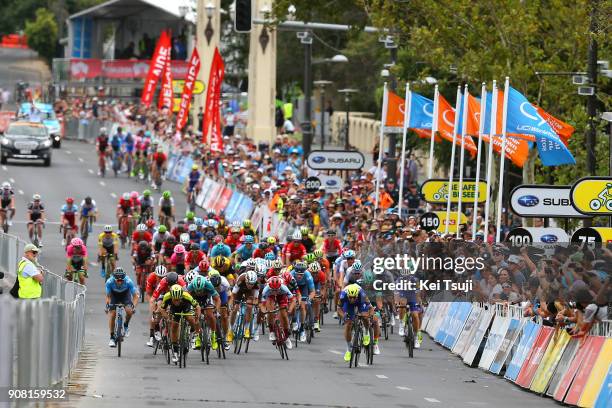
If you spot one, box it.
[0,233,87,391]
[63,118,118,142]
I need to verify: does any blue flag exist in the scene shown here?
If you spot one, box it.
[505,87,575,166]
[408,92,434,129]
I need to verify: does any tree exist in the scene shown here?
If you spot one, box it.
[25,8,58,64]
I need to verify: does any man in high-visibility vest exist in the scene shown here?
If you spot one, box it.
[17,243,44,299]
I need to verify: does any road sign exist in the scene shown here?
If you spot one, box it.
[421,179,488,204]
[570,177,612,215]
[425,211,467,233]
[510,185,589,218]
[306,150,365,170]
[305,176,321,193]
[172,80,205,95]
[319,175,344,193]
[419,212,440,231]
[571,227,612,244]
[505,227,569,245]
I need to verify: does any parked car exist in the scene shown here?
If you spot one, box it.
[0,122,52,166]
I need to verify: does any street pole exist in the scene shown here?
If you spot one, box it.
[584,0,599,228]
[387,46,398,180]
[338,89,358,151]
[314,80,332,150]
[302,32,313,157]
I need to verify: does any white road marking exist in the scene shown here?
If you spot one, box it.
[328,350,343,355]
[110,193,117,198]
[88,169,94,174]
[396,386,412,391]
[376,374,388,379]
[424,398,440,403]
[9,178,15,183]
[78,157,84,162]
[18,189,24,195]
[1,165,7,170]
[65,150,72,155]
[99,181,106,187]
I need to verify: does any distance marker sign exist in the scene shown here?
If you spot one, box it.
[571,227,612,244]
[421,179,488,204]
[305,177,321,193]
[418,211,467,233]
[505,227,569,245]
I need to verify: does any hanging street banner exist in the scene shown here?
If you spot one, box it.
[421,179,488,204]
[570,177,612,215]
[510,185,589,218]
[306,150,365,170]
[140,30,170,107]
[571,227,612,244]
[505,227,569,245]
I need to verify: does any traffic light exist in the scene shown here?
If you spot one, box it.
[234,0,252,33]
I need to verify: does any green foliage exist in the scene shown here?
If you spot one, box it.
[25,8,58,63]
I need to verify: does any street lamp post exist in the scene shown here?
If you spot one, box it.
[298,31,314,157]
[314,80,332,149]
[338,88,358,151]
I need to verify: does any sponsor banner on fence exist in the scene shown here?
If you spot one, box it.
[435,302,460,344]
[577,338,612,408]
[529,329,571,393]
[452,306,483,357]
[69,58,190,80]
[212,186,233,214]
[510,185,588,218]
[505,227,569,245]
[564,336,606,405]
[306,150,365,170]
[479,309,511,371]
[570,177,612,215]
[196,178,213,207]
[463,306,495,366]
[203,181,223,210]
[546,337,580,397]
[442,302,473,349]
[421,179,488,204]
[505,320,541,381]
[515,326,555,388]
[594,362,612,408]
[553,336,603,402]
[489,318,523,375]
[427,302,452,338]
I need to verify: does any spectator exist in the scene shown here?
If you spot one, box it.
[14,244,44,299]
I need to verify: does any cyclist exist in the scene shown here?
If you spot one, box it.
[187,223,203,245]
[211,255,234,284]
[79,196,97,237]
[323,229,343,265]
[207,270,231,350]
[158,191,175,229]
[109,128,123,173]
[194,259,211,276]
[184,211,196,226]
[105,267,139,347]
[397,272,423,348]
[145,219,156,236]
[291,261,315,342]
[308,262,325,332]
[343,260,364,287]
[338,283,371,362]
[60,197,78,247]
[151,271,186,300]
[360,270,383,356]
[227,270,259,341]
[133,240,154,287]
[266,236,280,257]
[153,225,171,253]
[233,235,257,263]
[261,275,294,349]
[186,164,201,209]
[159,284,201,363]
[160,235,178,265]
[335,250,356,317]
[170,244,188,275]
[131,223,153,253]
[96,127,110,175]
[130,191,141,221]
[314,249,331,311]
[0,182,15,228]
[65,237,88,285]
[145,265,167,347]
[210,240,232,258]
[187,275,221,350]
[28,194,46,247]
[116,192,133,234]
[282,231,307,264]
[225,226,242,252]
[98,225,119,276]
[150,146,167,189]
[123,131,136,176]
[300,226,316,253]
[252,241,272,259]
[241,219,256,240]
[186,243,206,270]
[139,190,155,223]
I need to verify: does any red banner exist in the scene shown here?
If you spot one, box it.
[515,326,554,387]
[213,187,233,213]
[175,47,201,131]
[563,336,606,405]
[69,59,189,80]
[202,48,225,144]
[210,91,224,152]
[158,57,173,110]
[141,31,171,107]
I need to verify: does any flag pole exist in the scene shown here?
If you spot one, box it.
[374,82,389,212]
[495,77,510,242]
[483,80,497,243]
[398,83,412,220]
[427,85,439,212]
[444,86,462,234]
[472,82,487,237]
[456,84,469,238]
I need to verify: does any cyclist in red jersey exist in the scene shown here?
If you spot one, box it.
[185,243,206,270]
[282,231,307,264]
[225,226,242,252]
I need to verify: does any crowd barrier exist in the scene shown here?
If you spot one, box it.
[422,301,611,408]
[0,232,87,391]
[63,117,118,142]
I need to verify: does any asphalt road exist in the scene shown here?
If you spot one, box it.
[1,140,557,408]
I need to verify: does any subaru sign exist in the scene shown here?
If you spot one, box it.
[319,175,343,193]
[509,185,589,218]
[506,227,569,245]
[306,150,365,170]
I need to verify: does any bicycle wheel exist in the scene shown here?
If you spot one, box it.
[367,327,374,365]
[382,314,388,340]
[405,317,415,358]
[116,311,123,358]
[306,307,313,344]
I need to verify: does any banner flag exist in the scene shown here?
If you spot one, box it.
[202,48,225,143]
[534,105,575,145]
[158,56,174,110]
[437,94,478,154]
[141,31,170,107]
[175,47,201,131]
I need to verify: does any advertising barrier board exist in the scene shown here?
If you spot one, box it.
[546,337,580,397]
[306,150,365,170]
[593,363,612,408]
[510,185,587,218]
[516,326,555,388]
[505,321,541,381]
[553,336,605,402]
[421,179,488,204]
[578,338,612,408]
[463,307,495,366]
[478,310,511,371]
[452,305,483,356]
[489,318,523,375]
[564,336,606,405]
[529,329,571,393]
[442,303,472,349]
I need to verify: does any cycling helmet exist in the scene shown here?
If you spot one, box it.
[158,225,167,233]
[136,223,147,232]
[192,275,208,291]
[1,182,10,190]
[103,224,113,232]
[346,284,360,298]
[155,265,167,278]
[179,233,190,245]
[100,127,107,134]
[185,211,195,220]
[122,192,130,200]
[189,243,199,251]
[84,196,92,204]
[146,219,156,228]
[33,194,41,201]
[256,264,267,278]
[308,262,321,273]
[198,259,210,272]
[344,250,356,259]
[268,276,283,290]
[143,189,152,197]
[264,252,276,261]
[66,197,74,204]
[300,226,309,235]
[170,284,183,300]
[162,191,171,199]
[208,270,221,287]
[195,218,204,226]
[138,240,148,249]
[192,164,199,171]
[214,235,223,244]
[281,270,293,283]
[185,270,198,284]
[231,226,240,233]
[267,236,276,245]
[70,238,84,247]
[245,270,258,285]
[130,191,139,199]
[272,259,283,269]
[244,235,254,244]
[326,229,336,236]
[293,261,307,273]
[304,253,316,264]
[113,267,126,280]
[352,260,363,272]
[173,244,185,254]
[207,211,216,219]
[243,258,257,268]
[211,256,226,269]
[188,224,197,232]
[166,272,179,286]
[313,249,324,259]
[292,230,302,241]
[243,219,252,228]
[363,270,375,285]
[205,231,215,240]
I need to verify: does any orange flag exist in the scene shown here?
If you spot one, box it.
[385,91,405,129]
[534,105,575,145]
[437,95,478,155]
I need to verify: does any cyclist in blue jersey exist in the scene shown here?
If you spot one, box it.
[186,164,201,209]
[79,196,97,237]
[291,261,315,342]
[187,275,221,350]
[338,283,372,362]
[396,271,423,348]
[124,131,135,176]
[187,223,203,244]
[105,268,139,347]
[232,235,257,262]
[211,241,231,258]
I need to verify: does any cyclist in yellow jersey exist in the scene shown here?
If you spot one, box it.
[98,224,120,274]
[159,285,201,363]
